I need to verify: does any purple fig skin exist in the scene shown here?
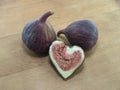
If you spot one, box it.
[57,20,98,51]
[22,11,56,54]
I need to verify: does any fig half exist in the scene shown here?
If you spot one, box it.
[49,40,85,79]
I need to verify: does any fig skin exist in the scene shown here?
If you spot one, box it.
[22,11,56,54]
[57,20,98,51]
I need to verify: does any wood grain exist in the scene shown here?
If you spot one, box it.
[0,0,120,90]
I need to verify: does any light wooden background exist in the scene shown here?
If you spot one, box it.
[0,0,120,90]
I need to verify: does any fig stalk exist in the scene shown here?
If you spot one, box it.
[39,10,54,23]
[57,30,65,37]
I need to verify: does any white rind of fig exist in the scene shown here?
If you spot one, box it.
[49,40,85,79]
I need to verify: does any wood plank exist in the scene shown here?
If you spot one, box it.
[0,66,119,90]
[0,7,120,90]
[0,0,119,37]
[0,0,120,90]
[0,34,49,77]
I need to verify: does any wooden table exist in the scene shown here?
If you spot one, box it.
[0,0,120,90]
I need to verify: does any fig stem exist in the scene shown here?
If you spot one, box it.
[39,10,54,23]
[57,30,65,37]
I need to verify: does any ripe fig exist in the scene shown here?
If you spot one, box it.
[57,20,98,51]
[22,11,56,54]
[49,40,85,79]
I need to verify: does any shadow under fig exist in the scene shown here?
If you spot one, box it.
[115,0,120,6]
[85,43,98,58]
[21,43,48,57]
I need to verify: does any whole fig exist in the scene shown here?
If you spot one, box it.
[57,20,98,51]
[22,11,56,54]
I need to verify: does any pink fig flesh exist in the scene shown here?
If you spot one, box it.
[52,43,81,71]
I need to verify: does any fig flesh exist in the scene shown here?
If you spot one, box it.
[49,40,85,79]
[57,20,98,51]
[22,11,56,54]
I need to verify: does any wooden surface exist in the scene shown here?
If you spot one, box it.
[0,0,120,90]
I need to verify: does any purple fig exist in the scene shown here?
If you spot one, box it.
[57,20,98,51]
[22,11,56,54]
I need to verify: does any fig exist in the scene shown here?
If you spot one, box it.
[49,40,85,79]
[22,11,56,54]
[57,20,98,51]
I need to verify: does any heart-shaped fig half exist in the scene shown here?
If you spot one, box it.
[49,40,85,79]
